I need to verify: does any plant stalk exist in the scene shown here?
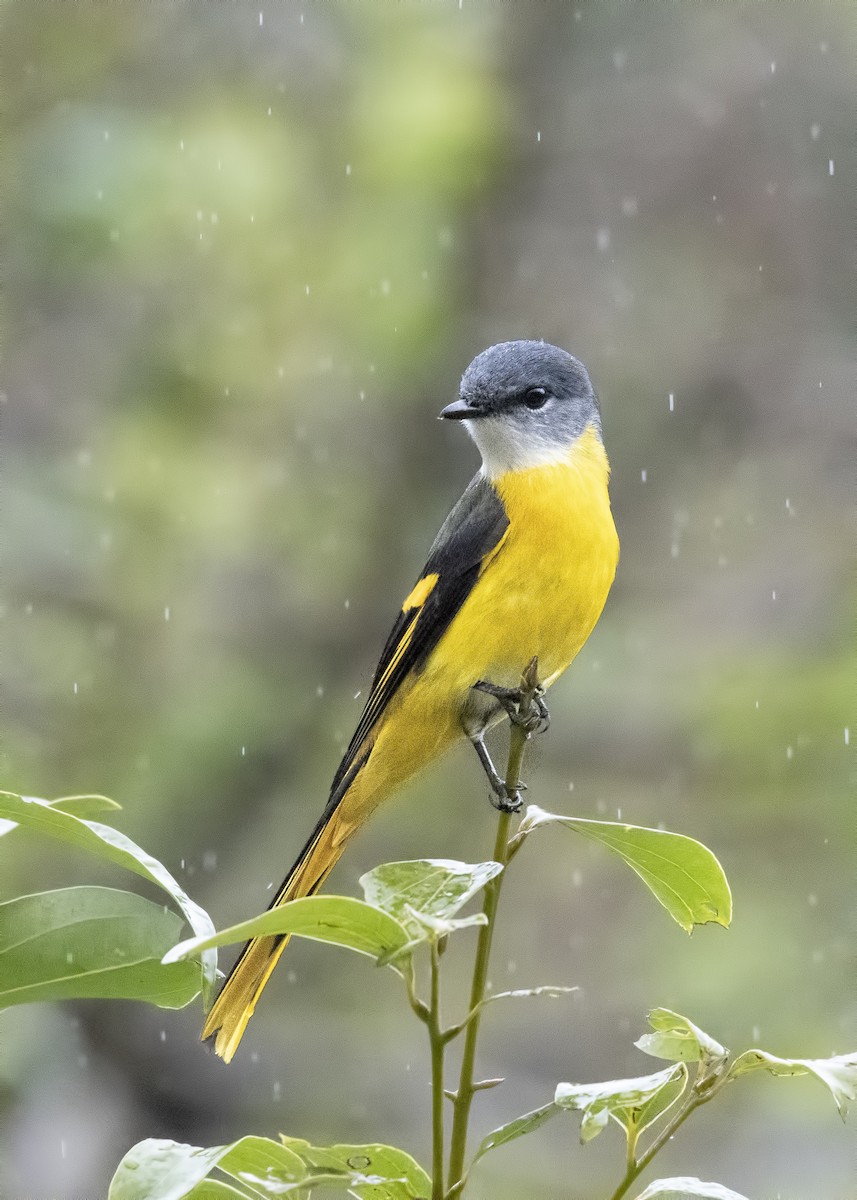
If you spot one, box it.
[429,940,445,1200]
[446,668,536,1197]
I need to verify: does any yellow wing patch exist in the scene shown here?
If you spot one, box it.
[402,572,439,612]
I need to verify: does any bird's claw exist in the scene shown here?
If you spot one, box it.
[470,658,546,813]
[473,678,550,737]
[489,786,524,814]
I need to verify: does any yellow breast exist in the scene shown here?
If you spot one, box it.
[440,422,619,693]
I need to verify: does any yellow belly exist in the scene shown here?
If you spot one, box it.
[344,424,618,825]
[451,426,618,692]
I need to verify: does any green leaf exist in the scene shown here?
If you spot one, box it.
[728,1049,857,1119]
[108,1136,311,1200]
[471,1101,561,1165]
[359,859,502,939]
[184,1183,257,1200]
[0,886,201,1008]
[633,1179,749,1200]
[279,1138,432,1199]
[555,1063,688,1143]
[0,791,217,1003]
[483,985,578,1007]
[636,1008,728,1067]
[164,895,410,969]
[402,908,487,940]
[633,1066,689,1134]
[0,793,121,837]
[517,806,732,933]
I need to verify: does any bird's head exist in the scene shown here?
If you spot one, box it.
[440,340,602,478]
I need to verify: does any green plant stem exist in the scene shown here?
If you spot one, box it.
[446,702,533,1198]
[624,1123,639,1175]
[429,940,445,1200]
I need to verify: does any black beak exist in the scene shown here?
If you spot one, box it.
[439,398,483,420]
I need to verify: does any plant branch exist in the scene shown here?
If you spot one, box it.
[445,660,539,1198]
[607,1067,730,1200]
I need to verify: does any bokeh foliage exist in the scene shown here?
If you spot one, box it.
[2,2,854,1198]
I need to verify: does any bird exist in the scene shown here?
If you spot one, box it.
[202,339,619,1061]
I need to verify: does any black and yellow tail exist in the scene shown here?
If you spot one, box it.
[201,796,351,1063]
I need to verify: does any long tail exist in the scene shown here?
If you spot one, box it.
[201,783,359,1063]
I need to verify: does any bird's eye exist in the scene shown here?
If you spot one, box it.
[523,387,548,410]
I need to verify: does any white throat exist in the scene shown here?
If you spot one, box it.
[465,417,572,479]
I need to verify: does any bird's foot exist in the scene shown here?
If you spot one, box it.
[488,783,525,814]
[469,658,547,812]
[472,671,550,736]
[469,733,526,811]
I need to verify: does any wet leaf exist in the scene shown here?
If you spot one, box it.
[108,1136,311,1200]
[636,1008,728,1066]
[555,1063,687,1143]
[517,807,732,933]
[471,1101,561,1164]
[403,907,487,940]
[728,1049,857,1119]
[0,791,217,1002]
[483,985,577,1007]
[359,859,502,939]
[0,886,200,1008]
[183,1183,256,1200]
[280,1138,432,1199]
[0,793,120,837]
[633,1179,749,1200]
[164,895,409,968]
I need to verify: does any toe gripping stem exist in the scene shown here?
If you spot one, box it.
[470,656,549,812]
[472,658,550,737]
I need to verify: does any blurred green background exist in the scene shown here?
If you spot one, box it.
[2,3,854,1197]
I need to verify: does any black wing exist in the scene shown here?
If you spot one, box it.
[330,473,509,795]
